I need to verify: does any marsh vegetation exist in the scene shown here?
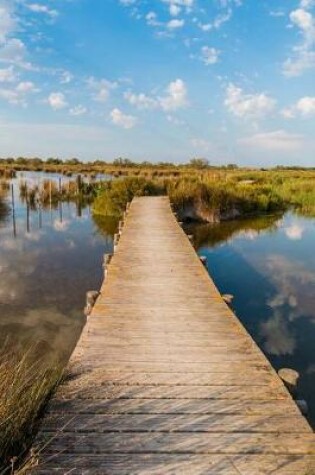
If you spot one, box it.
[0,345,62,473]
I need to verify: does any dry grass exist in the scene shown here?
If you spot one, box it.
[0,345,62,474]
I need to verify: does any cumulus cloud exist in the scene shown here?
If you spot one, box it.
[282,96,315,118]
[283,2,315,76]
[167,18,185,29]
[0,80,38,105]
[0,66,16,82]
[110,108,137,128]
[48,92,68,110]
[87,77,117,103]
[124,91,158,109]
[238,130,304,151]
[225,83,276,118]
[159,78,188,111]
[201,46,220,65]
[125,78,188,112]
[27,3,58,18]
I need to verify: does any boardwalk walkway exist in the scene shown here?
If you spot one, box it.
[36,197,314,474]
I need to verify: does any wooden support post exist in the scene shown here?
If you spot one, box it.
[278,368,300,397]
[103,253,112,277]
[199,256,207,267]
[296,399,308,416]
[84,290,99,316]
[11,184,16,238]
[223,294,234,305]
[114,233,120,251]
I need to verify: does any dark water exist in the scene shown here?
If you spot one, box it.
[191,213,315,428]
[0,173,314,427]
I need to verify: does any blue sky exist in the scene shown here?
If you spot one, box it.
[0,0,314,165]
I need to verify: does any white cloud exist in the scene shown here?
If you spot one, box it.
[48,92,68,110]
[199,10,232,31]
[167,18,185,29]
[283,3,315,76]
[296,96,315,115]
[69,105,87,116]
[238,130,304,151]
[27,4,58,18]
[170,4,181,16]
[125,78,188,112]
[225,83,276,118]
[0,1,16,43]
[201,46,220,65]
[87,77,117,103]
[124,91,158,109]
[0,38,28,67]
[110,108,137,129]
[60,70,73,84]
[159,78,188,111]
[0,80,38,105]
[0,66,16,82]
[282,96,315,118]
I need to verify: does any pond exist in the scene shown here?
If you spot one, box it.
[0,173,314,428]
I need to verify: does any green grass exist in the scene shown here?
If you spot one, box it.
[93,177,165,217]
[0,345,62,474]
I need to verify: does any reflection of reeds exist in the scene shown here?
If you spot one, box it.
[0,168,16,179]
[18,176,98,210]
[0,344,62,473]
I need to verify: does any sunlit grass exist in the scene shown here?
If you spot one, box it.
[0,345,62,474]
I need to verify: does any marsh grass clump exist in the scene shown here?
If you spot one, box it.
[0,345,62,473]
[93,176,165,216]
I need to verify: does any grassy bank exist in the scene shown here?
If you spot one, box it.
[93,170,315,221]
[0,346,62,474]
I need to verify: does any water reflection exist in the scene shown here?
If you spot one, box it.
[0,174,117,365]
[195,213,315,428]
[186,214,282,249]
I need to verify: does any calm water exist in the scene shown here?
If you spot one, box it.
[0,172,116,363]
[192,213,315,427]
[0,173,314,427]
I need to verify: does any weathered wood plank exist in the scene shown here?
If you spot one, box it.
[37,432,315,455]
[32,454,315,475]
[42,413,312,433]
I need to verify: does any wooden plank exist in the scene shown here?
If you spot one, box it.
[37,432,315,455]
[57,384,291,401]
[48,398,302,416]
[35,196,314,473]
[42,413,312,433]
[32,454,315,475]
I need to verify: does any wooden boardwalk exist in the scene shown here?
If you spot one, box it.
[35,197,314,474]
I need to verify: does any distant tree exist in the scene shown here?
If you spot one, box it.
[226,163,238,170]
[66,158,81,165]
[113,157,135,167]
[46,157,63,165]
[188,158,209,169]
[16,157,28,165]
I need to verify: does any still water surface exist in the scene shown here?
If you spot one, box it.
[0,173,314,427]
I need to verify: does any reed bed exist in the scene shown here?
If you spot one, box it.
[0,345,62,474]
